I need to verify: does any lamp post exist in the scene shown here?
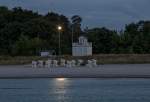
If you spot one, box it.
[71,24,74,44]
[57,25,62,58]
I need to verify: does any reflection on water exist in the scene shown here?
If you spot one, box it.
[51,78,69,101]
[0,78,150,102]
[53,78,69,89]
[56,78,67,82]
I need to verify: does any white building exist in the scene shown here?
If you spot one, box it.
[40,50,55,57]
[72,36,92,56]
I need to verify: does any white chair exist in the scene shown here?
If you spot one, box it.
[53,60,58,67]
[45,60,52,68]
[86,60,92,68]
[66,60,72,68]
[38,60,44,68]
[60,59,66,67]
[77,59,83,66]
[71,60,76,67]
[32,61,37,68]
[92,59,97,67]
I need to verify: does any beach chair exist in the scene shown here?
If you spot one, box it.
[60,59,66,67]
[32,61,37,68]
[45,60,52,68]
[77,59,83,66]
[92,59,97,67]
[53,60,58,67]
[38,60,44,68]
[66,60,72,68]
[86,60,92,68]
[71,60,76,67]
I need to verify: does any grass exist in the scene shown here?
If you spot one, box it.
[0,56,41,65]
[0,54,150,65]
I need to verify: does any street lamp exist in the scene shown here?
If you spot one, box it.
[57,25,62,57]
[71,24,74,44]
[58,26,62,31]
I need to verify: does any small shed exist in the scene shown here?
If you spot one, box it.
[40,50,56,57]
[40,51,49,57]
[72,36,92,56]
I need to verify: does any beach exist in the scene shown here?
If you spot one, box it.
[0,64,150,78]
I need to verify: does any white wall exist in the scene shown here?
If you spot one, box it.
[72,46,92,56]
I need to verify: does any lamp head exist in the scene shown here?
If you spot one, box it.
[58,26,62,31]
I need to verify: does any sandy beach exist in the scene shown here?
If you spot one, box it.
[0,64,150,78]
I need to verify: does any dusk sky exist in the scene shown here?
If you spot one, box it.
[0,0,150,30]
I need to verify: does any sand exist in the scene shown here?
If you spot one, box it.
[0,64,150,78]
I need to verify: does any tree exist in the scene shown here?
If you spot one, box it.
[1,6,150,55]
[123,21,150,53]
[71,15,82,41]
[86,27,119,54]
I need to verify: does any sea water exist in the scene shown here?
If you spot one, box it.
[0,78,150,102]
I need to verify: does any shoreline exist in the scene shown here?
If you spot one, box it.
[0,64,150,78]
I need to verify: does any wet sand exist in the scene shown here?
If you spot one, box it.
[0,64,150,78]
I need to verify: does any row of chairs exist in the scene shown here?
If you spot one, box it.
[32,59,97,68]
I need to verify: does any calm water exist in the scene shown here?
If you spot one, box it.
[0,78,150,102]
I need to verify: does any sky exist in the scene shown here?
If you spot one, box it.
[0,0,150,30]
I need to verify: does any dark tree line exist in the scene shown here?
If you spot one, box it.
[0,6,72,55]
[0,6,150,56]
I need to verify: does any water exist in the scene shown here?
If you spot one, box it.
[0,78,150,102]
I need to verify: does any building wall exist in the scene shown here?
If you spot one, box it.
[72,46,92,56]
